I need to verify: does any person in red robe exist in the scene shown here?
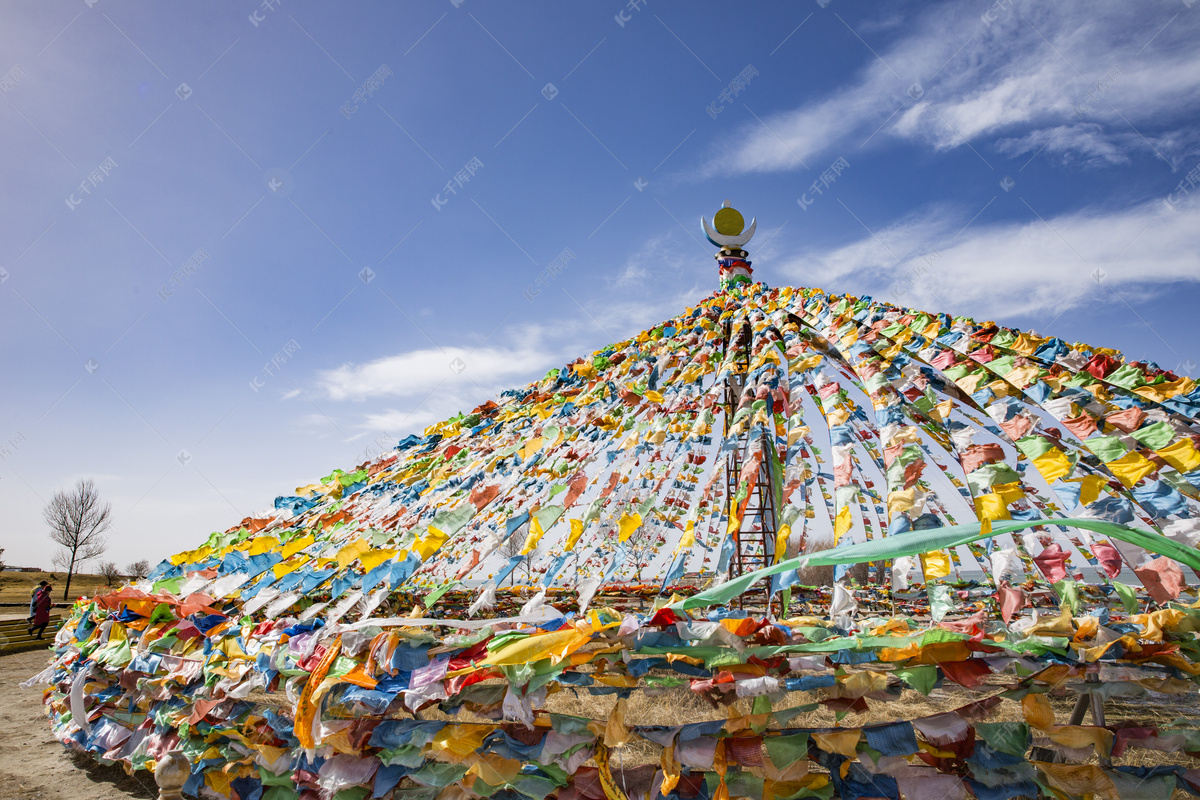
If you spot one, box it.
[29,583,53,639]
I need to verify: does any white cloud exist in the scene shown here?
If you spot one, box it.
[319,341,558,403]
[994,124,1131,166]
[777,194,1200,323]
[361,388,485,435]
[314,234,718,436]
[614,232,690,286]
[996,124,1200,170]
[320,282,711,407]
[704,1,1200,175]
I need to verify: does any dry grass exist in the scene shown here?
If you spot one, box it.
[0,569,114,606]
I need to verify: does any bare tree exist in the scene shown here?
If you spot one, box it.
[127,559,151,580]
[99,561,122,587]
[794,538,868,586]
[625,524,667,582]
[497,533,531,587]
[44,478,112,600]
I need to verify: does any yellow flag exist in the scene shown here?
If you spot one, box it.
[929,399,955,422]
[294,635,341,749]
[359,548,397,572]
[680,519,697,550]
[414,526,448,561]
[825,407,851,426]
[170,546,206,566]
[1068,474,1109,507]
[974,492,1011,523]
[1012,332,1043,355]
[483,627,581,667]
[521,515,545,555]
[335,538,371,569]
[954,371,987,394]
[1158,439,1200,473]
[1033,448,1073,483]
[920,550,951,579]
[280,533,315,560]
[1046,725,1114,756]
[833,506,853,545]
[603,697,632,748]
[521,437,543,461]
[1021,692,1056,731]
[660,744,681,796]
[205,771,236,798]
[991,481,1025,505]
[772,525,792,563]
[812,730,861,758]
[618,512,642,542]
[431,724,490,760]
[1005,365,1041,389]
[1105,451,1157,488]
[565,518,584,551]
[272,554,308,580]
[248,535,280,556]
[886,487,917,519]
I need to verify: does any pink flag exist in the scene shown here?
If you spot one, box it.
[1134,557,1185,603]
[998,584,1026,623]
[1033,543,1071,584]
[1090,541,1123,578]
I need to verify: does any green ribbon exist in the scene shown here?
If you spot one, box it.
[669,517,1200,611]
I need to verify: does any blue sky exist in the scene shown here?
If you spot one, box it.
[3,0,1199,571]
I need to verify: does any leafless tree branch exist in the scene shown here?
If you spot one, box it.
[99,561,123,587]
[497,532,532,586]
[43,478,112,600]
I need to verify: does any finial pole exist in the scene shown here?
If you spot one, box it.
[701,200,756,290]
[155,750,190,800]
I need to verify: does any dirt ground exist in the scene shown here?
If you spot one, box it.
[1,649,153,800]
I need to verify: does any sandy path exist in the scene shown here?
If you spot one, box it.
[1,649,153,800]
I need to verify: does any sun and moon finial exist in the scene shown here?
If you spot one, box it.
[701,200,756,290]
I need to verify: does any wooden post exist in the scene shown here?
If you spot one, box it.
[1067,692,1090,725]
[1066,674,1110,767]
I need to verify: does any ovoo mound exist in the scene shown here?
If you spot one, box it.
[28,204,1200,800]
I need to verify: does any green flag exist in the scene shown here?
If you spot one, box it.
[893,664,938,696]
[1112,580,1138,614]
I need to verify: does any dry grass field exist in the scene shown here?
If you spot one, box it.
[0,569,117,607]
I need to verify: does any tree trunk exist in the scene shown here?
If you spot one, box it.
[63,552,75,601]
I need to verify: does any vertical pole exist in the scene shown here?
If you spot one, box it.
[1067,693,1089,725]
